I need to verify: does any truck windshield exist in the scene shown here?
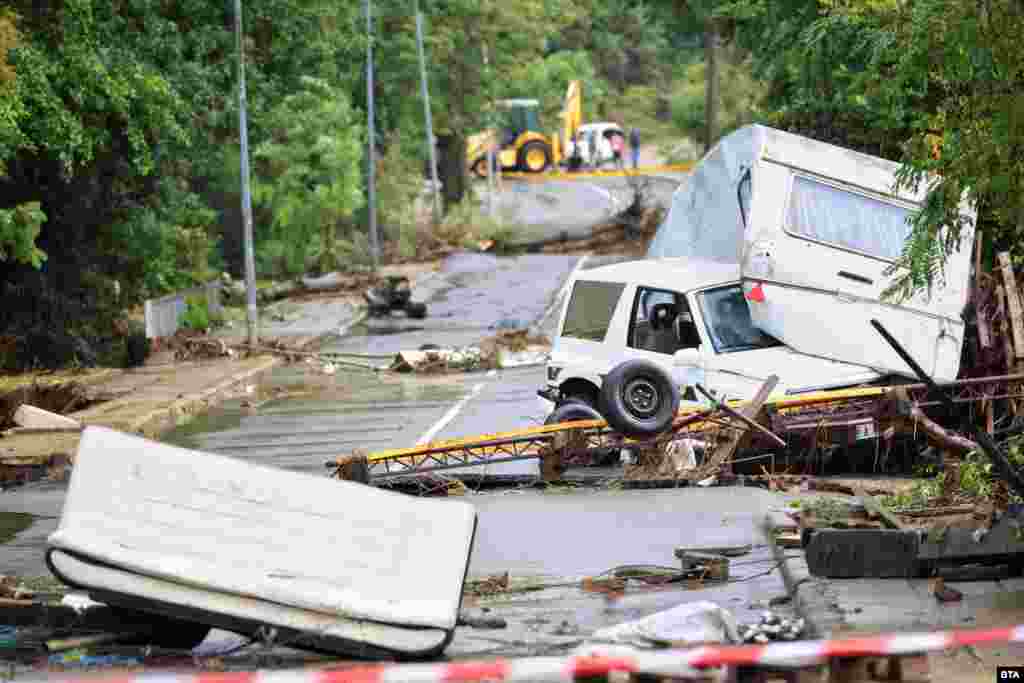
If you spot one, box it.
[698,285,780,353]
[561,280,625,343]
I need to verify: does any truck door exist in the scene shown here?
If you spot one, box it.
[742,168,973,382]
[623,287,706,404]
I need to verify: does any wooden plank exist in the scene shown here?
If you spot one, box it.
[998,252,1024,359]
[853,486,905,530]
[695,383,786,447]
[996,284,1016,371]
[701,375,779,474]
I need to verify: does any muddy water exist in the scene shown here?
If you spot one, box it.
[164,365,470,474]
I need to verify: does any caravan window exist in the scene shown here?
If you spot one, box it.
[786,176,914,261]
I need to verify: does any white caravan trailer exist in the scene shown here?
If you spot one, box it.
[541,125,975,434]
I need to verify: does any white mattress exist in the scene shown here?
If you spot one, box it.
[48,427,476,654]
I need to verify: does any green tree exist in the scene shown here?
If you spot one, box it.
[873,0,1024,298]
[506,51,607,126]
[0,0,364,367]
[252,77,365,275]
[0,10,45,268]
[414,0,580,208]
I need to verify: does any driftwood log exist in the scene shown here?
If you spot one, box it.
[880,387,979,455]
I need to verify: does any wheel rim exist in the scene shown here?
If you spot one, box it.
[526,147,547,171]
[621,377,660,419]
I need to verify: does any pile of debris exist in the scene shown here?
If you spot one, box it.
[0,381,95,431]
[161,329,234,362]
[537,205,664,257]
[390,329,551,374]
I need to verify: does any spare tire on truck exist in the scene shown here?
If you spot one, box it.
[599,359,679,438]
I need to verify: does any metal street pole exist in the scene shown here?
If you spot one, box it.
[365,0,379,269]
[414,6,442,226]
[234,0,258,347]
[482,41,496,217]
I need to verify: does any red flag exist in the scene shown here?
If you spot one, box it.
[746,282,765,303]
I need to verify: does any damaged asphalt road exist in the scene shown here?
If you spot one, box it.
[0,246,815,662]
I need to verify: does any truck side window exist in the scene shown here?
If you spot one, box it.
[628,287,701,355]
[561,281,625,342]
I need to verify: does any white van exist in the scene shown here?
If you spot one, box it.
[540,125,975,424]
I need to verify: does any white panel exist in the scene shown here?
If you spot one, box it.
[49,551,450,654]
[49,427,476,631]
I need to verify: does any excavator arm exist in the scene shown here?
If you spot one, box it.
[554,80,582,167]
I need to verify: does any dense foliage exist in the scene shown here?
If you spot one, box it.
[1,0,1022,368]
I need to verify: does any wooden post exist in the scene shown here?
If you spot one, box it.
[696,376,779,478]
[998,252,1024,359]
[997,284,1016,371]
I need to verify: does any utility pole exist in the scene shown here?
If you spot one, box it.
[482,41,496,217]
[365,0,379,269]
[234,0,258,347]
[414,4,442,226]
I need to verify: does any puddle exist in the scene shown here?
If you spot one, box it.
[0,511,35,545]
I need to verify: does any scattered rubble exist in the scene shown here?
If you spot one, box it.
[738,612,806,643]
[390,330,551,374]
[162,329,235,362]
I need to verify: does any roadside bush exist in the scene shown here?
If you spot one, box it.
[377,136,425,261]
[180,296,210,331]
[335,232,374,269]
[256,239,310,278]
[434,200,515,251]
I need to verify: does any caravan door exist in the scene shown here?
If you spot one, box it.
[742,164,973,382]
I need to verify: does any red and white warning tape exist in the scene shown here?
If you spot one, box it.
[47,624,1024,682]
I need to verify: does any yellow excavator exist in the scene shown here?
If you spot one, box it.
[467,80,583,177]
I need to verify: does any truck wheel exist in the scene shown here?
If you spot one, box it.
[519,141,551,173]
[600,360,679,438]
[545,401,603,426]
[471,157,489,179]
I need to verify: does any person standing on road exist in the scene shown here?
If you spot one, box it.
[610,132,625,169]
[629,127,641,169]
[586,128,598,169]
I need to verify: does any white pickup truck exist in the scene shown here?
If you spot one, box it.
[539,124,975,436]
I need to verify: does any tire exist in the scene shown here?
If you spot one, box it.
[545,401,604,426]
[471,157,489,179]
[600,359,679,438]
[405,301,428,319]
[518,141,551,173]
